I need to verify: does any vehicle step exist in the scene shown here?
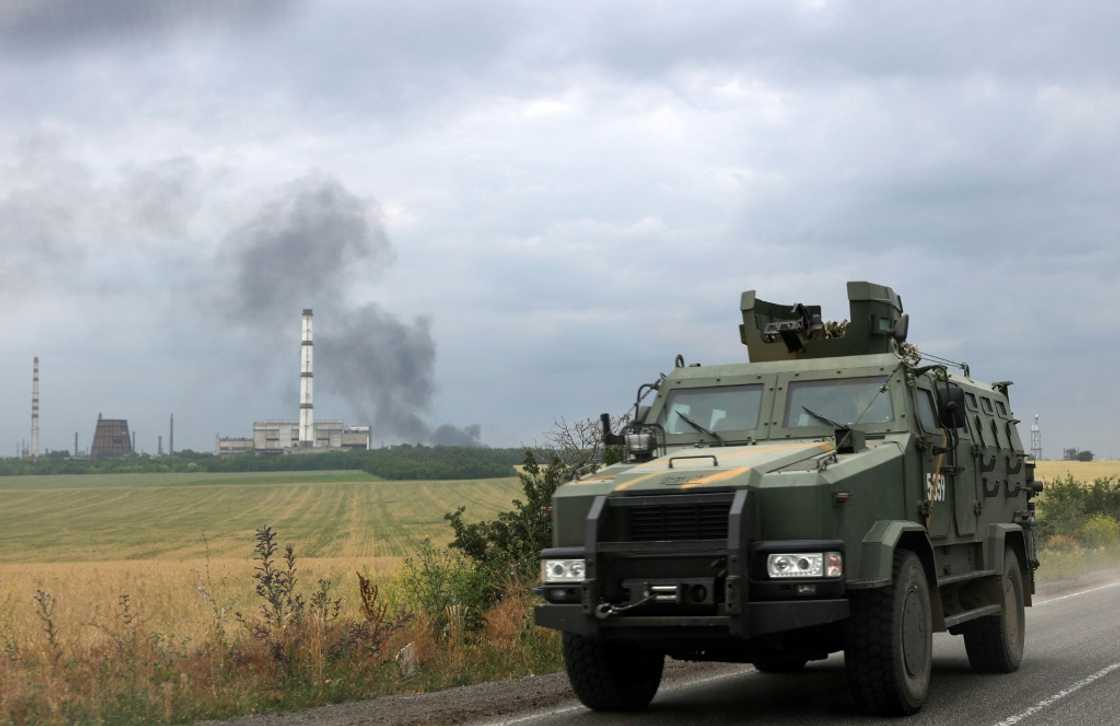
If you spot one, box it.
[943,603,1002,629]
[938,569,996,586]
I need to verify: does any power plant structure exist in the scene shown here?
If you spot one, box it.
[216,308,371,455]
[30,357,40,459]
[90,414,133,459]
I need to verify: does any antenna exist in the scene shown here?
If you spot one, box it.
[30,357,40,458]
[1030,414,1042,460]
[169,413,174,455]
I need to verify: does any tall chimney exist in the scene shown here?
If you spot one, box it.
[299,309,315,446]
[169,413,175,455]
[74,432,78,457]
[30,357,40,458]
[158,435,163,456]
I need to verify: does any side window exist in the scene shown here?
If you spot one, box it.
[965,393,978,410]
[915,390,938,432]
[996,401,1008,417]
[981,397,994,415]
[974,415,988,447]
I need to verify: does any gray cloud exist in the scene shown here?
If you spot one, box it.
[2,3,1120,455]
[0,0,295,56]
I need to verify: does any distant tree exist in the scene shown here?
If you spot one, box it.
[549,414,627,478]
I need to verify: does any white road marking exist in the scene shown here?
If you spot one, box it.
[477,668,755,725]
[990,662,1120,726]
[1033,579,1120,607]
[485,579,1120,726]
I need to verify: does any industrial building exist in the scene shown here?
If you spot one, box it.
[216,309,372,455]
[91,414,133,459]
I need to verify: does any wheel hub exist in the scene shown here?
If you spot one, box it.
[902,585,929,677]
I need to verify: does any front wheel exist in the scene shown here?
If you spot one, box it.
[562,633,664,711]
[964,548,1025,673]
[845,549,933,716]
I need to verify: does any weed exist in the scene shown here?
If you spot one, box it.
[32,589,60,662]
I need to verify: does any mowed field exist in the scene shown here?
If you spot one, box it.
[0,471,521,643]
[1034,459,1120,482]
[0,470,520,563]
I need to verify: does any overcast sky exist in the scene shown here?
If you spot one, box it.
[2,1,1118,456]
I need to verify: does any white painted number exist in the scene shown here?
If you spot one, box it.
[926,473,947,502]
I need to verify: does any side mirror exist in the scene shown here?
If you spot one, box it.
[893,314,910,343]
[934,382,967,429]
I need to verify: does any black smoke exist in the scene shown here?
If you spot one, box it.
[224,174,477,444]
[430,423,483,447]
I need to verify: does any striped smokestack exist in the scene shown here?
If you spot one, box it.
[299,309,315,446]
[30,357,40,458]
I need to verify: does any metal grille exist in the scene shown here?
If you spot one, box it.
[623,500,730,541]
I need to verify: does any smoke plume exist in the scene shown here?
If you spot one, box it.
[225,174,475,444]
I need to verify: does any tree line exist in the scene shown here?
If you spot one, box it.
[0,445,526,480]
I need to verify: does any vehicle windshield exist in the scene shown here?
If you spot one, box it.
[659,384,763,435]
[784,376,892,428]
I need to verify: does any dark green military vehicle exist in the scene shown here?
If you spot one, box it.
[535,282,1041,716]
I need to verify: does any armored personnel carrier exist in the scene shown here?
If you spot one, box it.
[535,282,1041,716]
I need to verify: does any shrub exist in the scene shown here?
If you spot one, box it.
[1045,533,1082,554]
[1078,515,1120,549]
[444,451,564,587]
[398,541,492,635]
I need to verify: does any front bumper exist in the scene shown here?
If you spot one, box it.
[535,490,850,640]
[535,599,849,638]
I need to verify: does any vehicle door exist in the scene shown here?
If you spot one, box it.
[912,383,952,539]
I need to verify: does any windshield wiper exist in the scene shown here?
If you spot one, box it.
[675,411,724,445]
[801,406,846,429]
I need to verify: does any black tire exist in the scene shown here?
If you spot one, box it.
[963,548,1025,673]
[753,654,808,673]
[845,549,933,716]
[562,633,664,711]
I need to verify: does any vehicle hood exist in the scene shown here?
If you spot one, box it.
[570,440,835,495]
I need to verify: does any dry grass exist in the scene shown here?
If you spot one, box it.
[0,472,562,723]
[1035,459,1120,483]
[0,557,402,651]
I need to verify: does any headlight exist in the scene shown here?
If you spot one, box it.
[767,552,843,579]
[541,559,586,583]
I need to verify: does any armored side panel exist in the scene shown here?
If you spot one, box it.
[739,281,905,362]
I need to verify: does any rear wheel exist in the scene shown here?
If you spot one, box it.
[845,549,932,716]
[562,633,663,711]
[964,548,1025,673]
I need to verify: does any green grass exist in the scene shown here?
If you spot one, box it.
[0,470,521,563]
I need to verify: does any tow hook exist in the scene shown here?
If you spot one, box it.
[594,590,662,619]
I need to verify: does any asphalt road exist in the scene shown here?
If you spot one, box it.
[478,579,1120,726]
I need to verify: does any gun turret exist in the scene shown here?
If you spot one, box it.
[739,281,908,362]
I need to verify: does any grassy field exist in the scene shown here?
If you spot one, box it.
[0,470,522,646]
[0,470,520,563]
[1035,459,1120,482]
